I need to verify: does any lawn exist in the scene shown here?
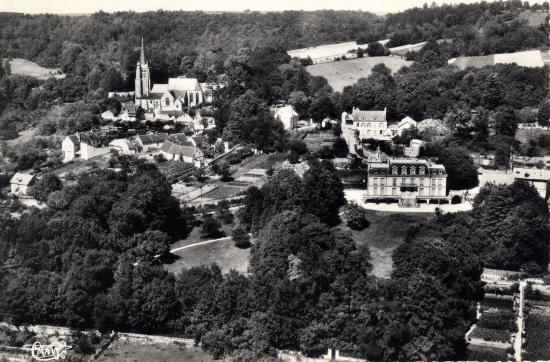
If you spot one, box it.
[165,238,250,275]
[350,210,432,279]
[96,340,228,362]
[306,56,412,92]
[9,58,65,80]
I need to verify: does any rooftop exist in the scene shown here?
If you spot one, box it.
[10,172,35,186]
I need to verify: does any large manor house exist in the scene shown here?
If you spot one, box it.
[134,39,204,111]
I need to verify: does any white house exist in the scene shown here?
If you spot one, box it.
[10,172,35,195]
[271,105,299,130]
[396,116,417,136]
[404,139,424,158]
[62,135,80,163]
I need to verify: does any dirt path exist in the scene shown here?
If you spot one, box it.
[515,281,526,362]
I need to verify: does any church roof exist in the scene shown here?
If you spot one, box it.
[151,84,169,94]
[168,77,202,92]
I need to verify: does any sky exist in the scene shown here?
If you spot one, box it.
[1,0,544,15]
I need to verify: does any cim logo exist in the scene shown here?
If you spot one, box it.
[22,341,72,361]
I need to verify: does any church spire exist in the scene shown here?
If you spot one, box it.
[139,37,146,65]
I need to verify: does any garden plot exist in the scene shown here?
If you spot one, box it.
[523,309,550,360]
[467,345,509,361]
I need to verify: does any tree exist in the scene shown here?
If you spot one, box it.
[216,200,234,224]
[232,227,251,248]
[200,215,224,239]
[302,160,345,226]
[344,202,369,230]
[30,173,62,202]
[332,138,349,157]
[437,147,478,190]
[366,42,387,57]
[309,95,335,123]
[537,101,550,126]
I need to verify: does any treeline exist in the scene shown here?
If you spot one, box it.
[384,0,549,55]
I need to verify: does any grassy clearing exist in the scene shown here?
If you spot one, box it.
[9,58,65,80]
[96,340,228,362]
[165,238,250,275]
[350,210,432,279]
[306,56,411,92]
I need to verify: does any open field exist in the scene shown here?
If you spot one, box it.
[306,56,412,91]
[350,210,432,279]
[166,238,250,275]
[8,58,65,80]
[96,340,227,362]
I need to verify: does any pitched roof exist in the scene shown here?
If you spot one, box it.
[10,172,35,186]
[167,77,202,92]
[168,133,193,145]
[352,108,386,122]
[137,133,169,145]
[160,140,203,158]
[66,135,79,145]
[151,84,169,94]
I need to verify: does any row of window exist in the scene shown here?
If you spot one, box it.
[371,177,444,186]
[356,122,385,128]
[370,186,444,196]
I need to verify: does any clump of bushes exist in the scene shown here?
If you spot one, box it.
[344,202,369,230]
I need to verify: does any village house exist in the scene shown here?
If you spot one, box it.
[404,139,424,158]
[62,135,80,163]
[10,172,35,196]
[342,107,390,154]
[365,158,448,207]
[159,140,205,167]
[270,104,299,130]
[134,39,203,112]
[136,133,170,152]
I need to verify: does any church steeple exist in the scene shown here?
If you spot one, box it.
[139,37,147,65]
[135,38,151,98]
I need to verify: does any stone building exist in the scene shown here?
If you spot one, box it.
[366,159,448,207]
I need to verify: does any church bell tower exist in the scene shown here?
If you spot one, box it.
[135,38,150,98]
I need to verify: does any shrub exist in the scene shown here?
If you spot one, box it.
[215,200,234,224]
[344,202,369,230]
[232,227,251,248]
[200,215,224,239]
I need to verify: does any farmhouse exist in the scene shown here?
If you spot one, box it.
[134,39,203,111]
[270,104,299,130]
[62,132,111,162]
[366,158,448,207]
[10,172,35,196]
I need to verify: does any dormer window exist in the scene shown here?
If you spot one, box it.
[410,166,416,175]
[401,166,407,175]
[392,166,398,175]
[419,166,425,175]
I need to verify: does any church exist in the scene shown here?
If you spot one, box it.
[134,39,204,112]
